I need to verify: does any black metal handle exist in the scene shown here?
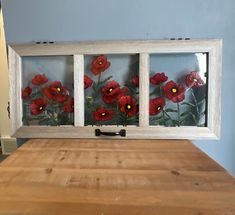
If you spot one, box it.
[95,129,126,137]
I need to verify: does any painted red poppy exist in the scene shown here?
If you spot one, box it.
[131,75,139,87]
[149,97,165,115]
[91,55,111,75]
[84,75,93,89]
[163,81,185,103]
[22,86,32,99]
[185,71,205,88]
[63,98,74,113]
[118,96,138,117]
[30,98,47,115]
[102,81,126,104]
[32,74,48,85]
[43,81,69,103]
[93,107,115,121]
[150,72,168,85]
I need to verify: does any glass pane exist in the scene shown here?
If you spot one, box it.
[21,56,74,126]
[149,53,207,127]
[84,54,139,126]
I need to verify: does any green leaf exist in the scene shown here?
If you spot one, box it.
[198,123,206,127]
[92,83,97,92]
[150,115,163,121]
[171,120,179,126]
[180,111,191,117]
[199,112,205,117]
[181,102,194,107]
[165,108,178,113]
[38,118,51,125]
[198,98,206,105]
[181,102,195,107]
[100,76,113,84]
[126,116,137,121]
[188,112,197,124]
[22,115,47,121]
[164,117,171,122]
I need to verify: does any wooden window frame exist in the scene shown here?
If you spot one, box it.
[8,39,222,139]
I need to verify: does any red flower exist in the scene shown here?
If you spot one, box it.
[118,96,138,117]
[30,98,47,115]
[43,81,69,103]
[93,107,115,121]
[150,72,168,85]
[163,81,185,103]
[22,86,32,99]
[91,55,110,75]
[84,75,93,89]
[63,98,74,113]
[131,75,139,87]
[32,74,48,85]
[185,71,205,88]
[149,97,165,115]
[102,81,126,104]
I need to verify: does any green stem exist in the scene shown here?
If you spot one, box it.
[91,73,102,100]
[124,114,128,126]
[190,88,199,126]
[116,104,120,126]
[163,110,173,122]
[159,83,163,96]
[161,110,166,126]
[177,103,180,127]
[159,83,166,126]
[97,73,101,88]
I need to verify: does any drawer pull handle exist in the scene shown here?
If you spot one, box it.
[95,129,126,137]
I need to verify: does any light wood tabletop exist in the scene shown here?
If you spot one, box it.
[0,139,234,215]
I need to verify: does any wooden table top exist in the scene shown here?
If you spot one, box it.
[0,139,234,215]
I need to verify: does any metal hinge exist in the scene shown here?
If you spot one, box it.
[7,101,10,119]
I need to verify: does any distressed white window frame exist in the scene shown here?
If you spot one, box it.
[8,39,222,139]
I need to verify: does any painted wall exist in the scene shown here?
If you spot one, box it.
[2,0,235,175]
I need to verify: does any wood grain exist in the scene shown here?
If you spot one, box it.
[14,126,218,139]
[0,139,234,215]
[139,53,149,127]
[8,46,22,135]
[207,41,222,138]
[74,54,84,126]
[10,39,220,56]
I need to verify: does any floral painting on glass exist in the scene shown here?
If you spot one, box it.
[84,54,139,126]
[21,56,74,126]
[149,53,207,127]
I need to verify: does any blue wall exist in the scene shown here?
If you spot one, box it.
[2,0,235,175]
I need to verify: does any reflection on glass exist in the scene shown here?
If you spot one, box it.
[149,53,207,127]
[84,54,139,126]
[21,56,74,126]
